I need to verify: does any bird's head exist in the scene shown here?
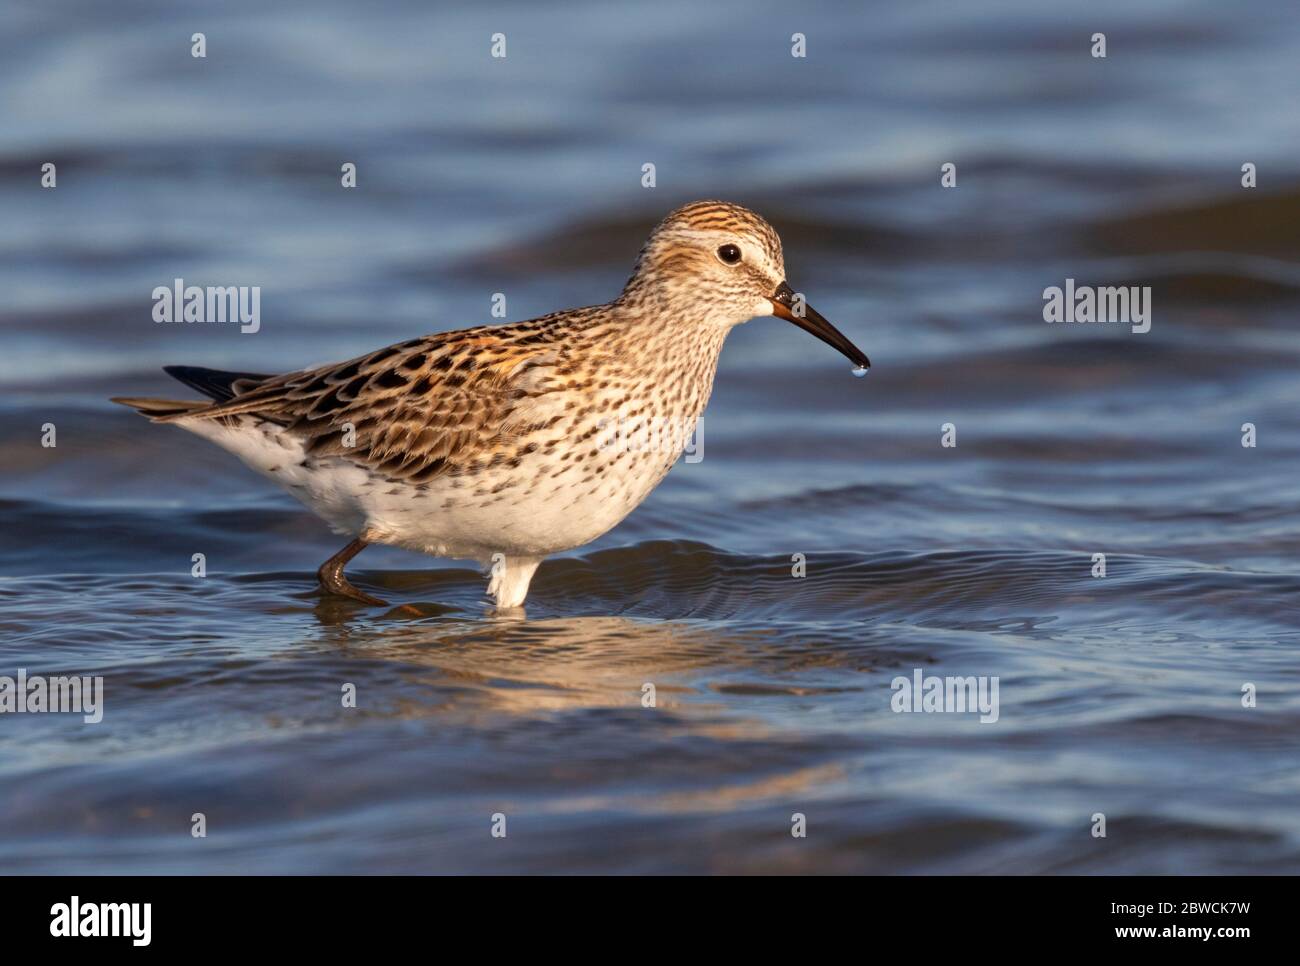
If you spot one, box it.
[620,200,870,371]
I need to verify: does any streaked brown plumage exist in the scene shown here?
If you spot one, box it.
[113,201,870,609]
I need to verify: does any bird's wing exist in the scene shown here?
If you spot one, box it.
[161,327,566,484]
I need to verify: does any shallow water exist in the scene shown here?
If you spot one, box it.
[2,0,1300,873]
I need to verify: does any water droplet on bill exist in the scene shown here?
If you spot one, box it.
[851,365,868,377]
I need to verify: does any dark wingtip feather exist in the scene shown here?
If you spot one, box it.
[164,365,274,401]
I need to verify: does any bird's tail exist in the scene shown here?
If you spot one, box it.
[111,366,276,421]
[109,397,211,421]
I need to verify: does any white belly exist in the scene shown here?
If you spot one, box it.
[177,413,681,562]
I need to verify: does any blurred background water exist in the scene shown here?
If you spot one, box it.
[2,0,1299,873]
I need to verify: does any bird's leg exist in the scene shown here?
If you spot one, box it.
[486,555,543,611]
[317,537,389,606]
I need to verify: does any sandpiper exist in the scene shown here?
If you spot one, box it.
[113,201,870,609]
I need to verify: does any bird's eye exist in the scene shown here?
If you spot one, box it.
[717,244,742,265]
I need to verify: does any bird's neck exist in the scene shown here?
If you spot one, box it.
[600,294,731,423]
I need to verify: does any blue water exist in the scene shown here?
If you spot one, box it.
[2,0,1299,873]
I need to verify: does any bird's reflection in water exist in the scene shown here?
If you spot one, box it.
[304,611,853,818]
[307,601,772,723]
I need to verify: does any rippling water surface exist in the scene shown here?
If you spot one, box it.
[2,0,1299,873]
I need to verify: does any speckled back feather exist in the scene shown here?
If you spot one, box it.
[157,306,616,484]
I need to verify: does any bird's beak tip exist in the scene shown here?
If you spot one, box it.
[769,284,872,371]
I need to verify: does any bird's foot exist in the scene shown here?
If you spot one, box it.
[317,537,389,606]
[317,567,390,607]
